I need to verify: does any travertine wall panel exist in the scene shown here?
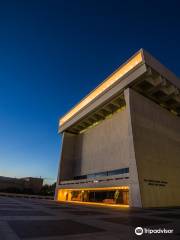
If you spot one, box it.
[74,108,129,176]
[129,89,180,207]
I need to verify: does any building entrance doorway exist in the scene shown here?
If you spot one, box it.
[58,186,129,207]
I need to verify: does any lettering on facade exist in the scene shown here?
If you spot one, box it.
[144,179,168,187]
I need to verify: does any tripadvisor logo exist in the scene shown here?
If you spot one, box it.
[135,227,174,235]
[135,227,143,235]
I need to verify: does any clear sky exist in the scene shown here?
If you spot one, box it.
[0,0,180,184]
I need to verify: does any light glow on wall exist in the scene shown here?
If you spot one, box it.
[57,186,129,208]
[58,200,129,208]
[59,52,143,126]
[59,186,129,191]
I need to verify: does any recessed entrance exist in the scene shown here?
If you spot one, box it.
[57,187,129,207]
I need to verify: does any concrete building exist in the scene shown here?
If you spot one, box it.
[0,176,43,194]
[55,49,180,208]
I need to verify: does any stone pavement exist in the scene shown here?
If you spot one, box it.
[0,196,179,240]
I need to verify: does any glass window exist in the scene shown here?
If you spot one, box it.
[74,168,129,180]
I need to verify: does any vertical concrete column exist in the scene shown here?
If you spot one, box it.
[55,132,76,200]
[124,88,142,207]
[54,132,65,200]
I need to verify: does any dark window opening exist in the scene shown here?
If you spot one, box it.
[73,167,129,181]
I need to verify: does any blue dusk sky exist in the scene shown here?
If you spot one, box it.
[0,0,180,184]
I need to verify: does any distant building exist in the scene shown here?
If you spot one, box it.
[0,176,43,194]
[55,49,180,208]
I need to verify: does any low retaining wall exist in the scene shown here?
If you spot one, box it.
[0,192,54,200]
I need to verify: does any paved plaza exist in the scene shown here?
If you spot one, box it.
[0,196,179,240]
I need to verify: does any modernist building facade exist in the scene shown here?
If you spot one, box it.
[55,49,180,208]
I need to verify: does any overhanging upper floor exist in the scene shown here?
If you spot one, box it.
[59,49,180,134]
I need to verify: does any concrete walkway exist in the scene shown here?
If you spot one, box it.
[0,196,179,239]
